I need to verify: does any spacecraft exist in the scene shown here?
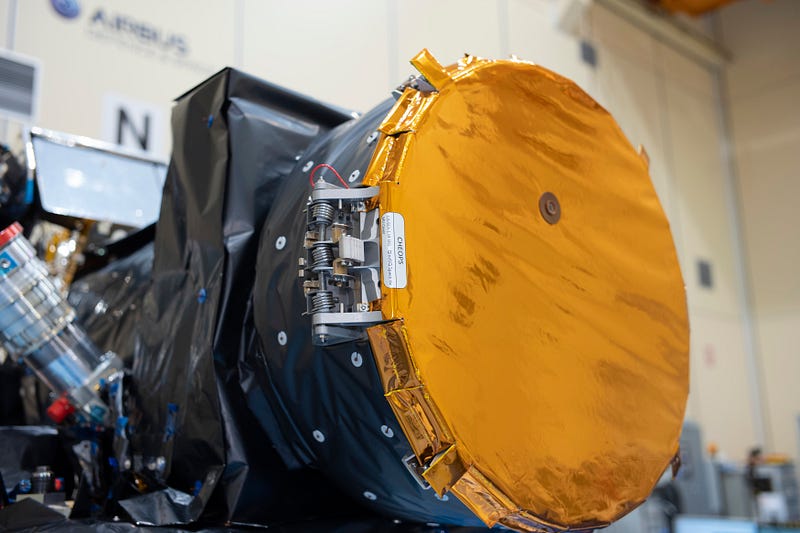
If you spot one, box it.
[0,50,689,532]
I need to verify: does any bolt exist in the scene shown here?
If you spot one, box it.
[275,236,286,250]
[538,192,561,224]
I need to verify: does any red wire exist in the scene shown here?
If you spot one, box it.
[309,163,350,189]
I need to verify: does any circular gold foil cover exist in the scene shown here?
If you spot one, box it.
[364,51,689,532]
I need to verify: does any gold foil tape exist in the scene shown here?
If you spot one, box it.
[365,50,689,532]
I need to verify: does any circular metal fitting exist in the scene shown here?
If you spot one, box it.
[348,169,360,183]
[275,236,287,250]
[380,425,394,438]
[363,491,377,501]
[539,192,561,224]
[350,351,363,367]
[277,331,287,346]
[302,160,314,172]
[312,429,325,442]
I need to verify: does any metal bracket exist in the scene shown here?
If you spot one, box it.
[300,185,383,346]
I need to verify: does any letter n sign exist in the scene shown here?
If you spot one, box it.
[102,92,166,157]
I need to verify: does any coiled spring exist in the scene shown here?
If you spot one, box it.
[311,242,334,269]
[309,201,336,226]
[310,291,335,313]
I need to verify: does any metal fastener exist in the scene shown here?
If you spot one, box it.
[302,160,314,172]
[275,236,286,250]
[351,352,363,367]
[312,429,325,442]
[348,169,360,183]
[539,192,561,224]
[277,331,287,346]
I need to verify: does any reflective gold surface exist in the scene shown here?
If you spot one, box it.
[365,51,689,531]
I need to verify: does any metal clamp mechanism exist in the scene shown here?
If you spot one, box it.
[300,183,383,345]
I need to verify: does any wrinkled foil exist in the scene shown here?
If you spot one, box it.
[365,50,689,531]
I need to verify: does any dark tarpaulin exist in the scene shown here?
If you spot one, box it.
[0,498,493,533]
[125,68,356,526]
[0,426,76,498]
[249,98,487,527]
[68,242,154,365]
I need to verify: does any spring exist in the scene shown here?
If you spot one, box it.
[310,242,334,268]
[310,291,335,313]
[309,201,336,226]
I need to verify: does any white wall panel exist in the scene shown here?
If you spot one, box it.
[665,79,741,317]
[241,0,392,112]
[687,312,756,459]
[722,0,800,459]
[732,81,800,315]
[0,1,9,47]
[757,313,800,458]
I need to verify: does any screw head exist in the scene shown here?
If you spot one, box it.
[539,192,561,224]
[275,236,286,250]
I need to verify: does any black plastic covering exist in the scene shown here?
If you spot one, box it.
[250,99,485,527]
[68,243,154,365]
[0,426,76,499]
[118,68,362,526]
[0,498,492,533]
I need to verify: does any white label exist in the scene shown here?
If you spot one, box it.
[102,92,167,158]
[381,212,407,289]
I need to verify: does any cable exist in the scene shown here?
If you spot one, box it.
[309,163,349,189]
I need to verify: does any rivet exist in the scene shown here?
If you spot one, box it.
[363,491,377,501]
[366,131,379,145]
[302,161,314,172]
[348,169,360,183]
[381,425,394,438]
[351,352,363,367]
[275,236,286,250]
[312,429,325,442]
[277,331,287,346]
[539,191,561,224]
